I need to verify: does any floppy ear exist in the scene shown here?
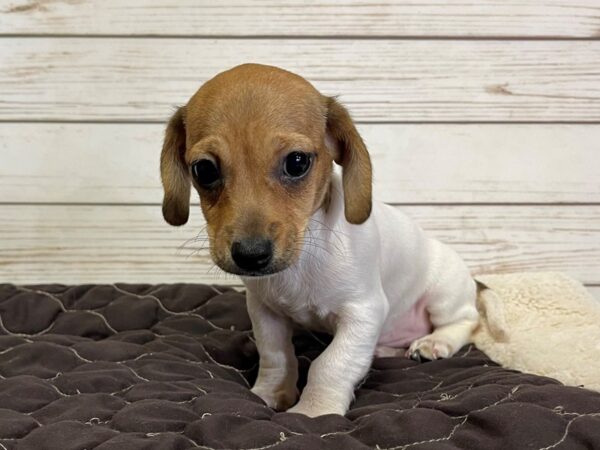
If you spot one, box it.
[325,97,372,224]
[160,106,190,226]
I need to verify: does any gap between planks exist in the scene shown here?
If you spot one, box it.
[1,34,600,41]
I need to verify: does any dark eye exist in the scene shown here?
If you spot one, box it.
[283,152,312,178]
[191,159,220,188]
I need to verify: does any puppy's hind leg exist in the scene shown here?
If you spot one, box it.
[407,317,478,360]
[407,278,479,361]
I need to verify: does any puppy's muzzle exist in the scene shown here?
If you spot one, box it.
[231,238,273,272]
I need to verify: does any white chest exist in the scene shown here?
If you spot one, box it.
[245,266,341,333]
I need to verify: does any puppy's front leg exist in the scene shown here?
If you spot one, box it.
[247,292,299,411]
[288,304,384,417]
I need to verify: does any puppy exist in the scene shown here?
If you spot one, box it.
[160,64,479,417]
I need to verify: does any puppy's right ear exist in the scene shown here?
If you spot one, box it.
[160,106,190,226]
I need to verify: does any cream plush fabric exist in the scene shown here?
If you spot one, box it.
[473,272,600,392]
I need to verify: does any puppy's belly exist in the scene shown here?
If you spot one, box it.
[378,297,432,348]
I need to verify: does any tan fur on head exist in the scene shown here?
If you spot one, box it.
[159,64,373,274]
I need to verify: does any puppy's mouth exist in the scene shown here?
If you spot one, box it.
[217,258,291,278]
[224,264,285,278]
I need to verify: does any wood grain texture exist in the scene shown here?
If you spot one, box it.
[1,38,600,122]
[1,204,598,285]
[2,123,600,204]
[1,0,599,38]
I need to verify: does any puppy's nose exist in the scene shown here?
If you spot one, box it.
[231,238,273,271]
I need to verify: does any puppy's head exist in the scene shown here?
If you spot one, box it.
[160,64,372,276]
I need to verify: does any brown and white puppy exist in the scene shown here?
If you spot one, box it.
[160,64,479,417]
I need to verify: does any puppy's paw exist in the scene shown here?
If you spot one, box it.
[287,400,345,417]
[251,384,298,411]
[406,336,454,361]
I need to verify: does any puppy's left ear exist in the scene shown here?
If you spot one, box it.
[160,106,190,226]
[325,97,372,224]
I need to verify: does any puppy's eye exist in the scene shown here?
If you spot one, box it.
[283,152,312,178]
[191,159,220,188]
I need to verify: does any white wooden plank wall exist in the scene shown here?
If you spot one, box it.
[0,1,598,300]
[2,39,600,122]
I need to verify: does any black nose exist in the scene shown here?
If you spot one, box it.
[231,238,273,272]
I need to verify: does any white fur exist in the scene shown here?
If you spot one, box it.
[474,272,600,393]
[243,174,479,417]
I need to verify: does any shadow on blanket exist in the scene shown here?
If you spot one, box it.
[0,282,599,449]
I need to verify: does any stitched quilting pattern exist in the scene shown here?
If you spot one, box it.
[0,283,599,450]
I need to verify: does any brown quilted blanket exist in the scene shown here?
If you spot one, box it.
[0,283,599,450]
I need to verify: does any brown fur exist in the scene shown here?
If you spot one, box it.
[325,97,373,224]
[160,64,372,275]
[161,106,189,226]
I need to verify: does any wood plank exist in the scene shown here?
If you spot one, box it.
[2,123,600,204]
[1,1,599,38]
[1,204,598,285]
[1,39,600,122]
[588,286,600,302]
